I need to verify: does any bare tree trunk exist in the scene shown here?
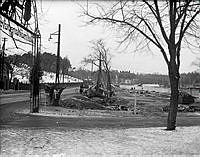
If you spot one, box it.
[96,51,102,93]
[107,70,112,98]
[9,70,13,89]
[31,61,40,113]
[62,71,64,83]
[53,88,64,106]
[167,61,179,130]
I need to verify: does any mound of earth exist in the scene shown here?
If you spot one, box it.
[60,95,130,111]
[61,97,106,110]
[163,103,200,112]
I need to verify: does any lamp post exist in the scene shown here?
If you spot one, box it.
[49,24,61,84]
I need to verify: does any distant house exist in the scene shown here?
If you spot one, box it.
[119,78,136,85]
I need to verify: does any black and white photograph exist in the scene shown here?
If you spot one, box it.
[0,0,200,156]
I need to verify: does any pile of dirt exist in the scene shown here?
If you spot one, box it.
[178,91,195,104]
[60,93,164,117]
[163,103,200,112]
[60,88,174,116]
[60,95,130,111]
[61,96,106,110]
[60,90,170,117]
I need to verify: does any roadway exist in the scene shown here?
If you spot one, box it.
[0,92,31,104]
[0,87,79,127]
[0,87,79,104]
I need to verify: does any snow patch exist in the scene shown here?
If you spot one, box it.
[12,64,83,83]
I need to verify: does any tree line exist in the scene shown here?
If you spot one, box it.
[71,68,200,88]
[6,51,71,74]
[5,51,200,88]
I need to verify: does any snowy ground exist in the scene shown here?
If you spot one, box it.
[1,126,200,156]
[12,64,82,84]
[2,105,200,156]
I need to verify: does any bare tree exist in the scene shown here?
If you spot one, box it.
[83,1,200,130]
[61,56,71,83]
[6,54,20,88]
[82,39,113,98]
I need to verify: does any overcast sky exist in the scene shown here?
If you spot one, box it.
[2,1,200,74]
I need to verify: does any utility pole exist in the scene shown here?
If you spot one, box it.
[0,38,6,89]
[0,10,2,51]
[0,2,3,81]
[55,24,61,84]
[47,24,64,106]
[49,24,61,84]
[31,33,41,113]
[0,42,1,90]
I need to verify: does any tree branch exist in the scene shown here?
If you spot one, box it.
[153,0,169,45]
[87,13,163,51]
[176,9,200,48]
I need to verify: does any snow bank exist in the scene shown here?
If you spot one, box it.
[12,65,82,83]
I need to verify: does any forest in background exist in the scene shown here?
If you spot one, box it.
[6,52,71,74]
[5,52,200,87]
